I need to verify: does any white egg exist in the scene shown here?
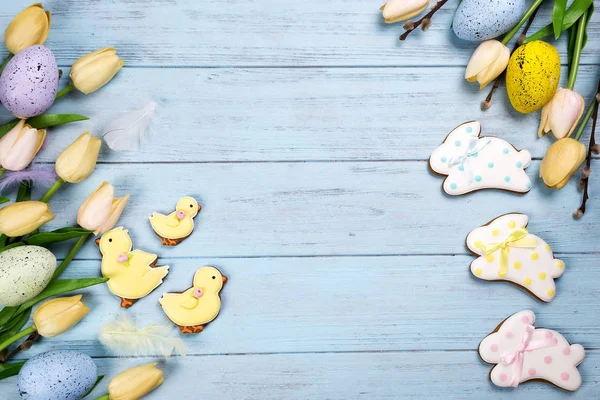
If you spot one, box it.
[453,0,527,42]
[0,245,56,307]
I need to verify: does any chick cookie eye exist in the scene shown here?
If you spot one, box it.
[190,204,193,208]
[108,238,112,242]
[212,276,216,279]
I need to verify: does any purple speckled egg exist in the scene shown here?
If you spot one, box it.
[18,350,97,400]
[0,45,59,118]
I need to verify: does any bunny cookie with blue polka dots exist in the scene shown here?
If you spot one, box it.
[429,121,532,195]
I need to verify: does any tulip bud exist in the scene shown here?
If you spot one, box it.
[380,0,431,24]
[0,201,54,237]
[465,40,510,89]
[4,3,51,54]
[108,363,164,400]
[538,88,585,139]
[69,47,124,94]
[55,132,101,183]
[0,119,46,171]
[78,181,129,235]
[540,138,587,190]
[33,295,90,338]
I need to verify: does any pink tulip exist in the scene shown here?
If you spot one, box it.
[538,88,585,139]
[77,182,129,235]
[0,119,46,171]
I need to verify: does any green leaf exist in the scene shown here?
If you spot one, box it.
[0,306,17,329]
[0,361,25,381]
[27,114,89,129]
[0,242,24,253]
[553,0,567,39]
[525,0,593,42]
[16,181,31,202]
[25,228,93,247]
[15,278,109,314]
[0,120,18,138]
[83,375,105,398]
[0,309,30,342]
[0,197,9,205]
[582,2,594,49]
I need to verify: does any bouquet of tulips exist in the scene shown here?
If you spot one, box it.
[0,1,134,388]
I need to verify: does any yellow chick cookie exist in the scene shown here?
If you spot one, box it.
[159,266,227,334]
[149,196,202,246]
[97,227,170,308]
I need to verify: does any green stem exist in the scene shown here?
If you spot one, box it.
[39,178,64,203]
[0,54,13,76]
[55,81,75,100]
[567,10,588,90]
[0,325,36,353]
[52,234,90,280]
[501,0,545,45]
[95,395,110,400]
[574,94,599,141]
[0,168,5,179]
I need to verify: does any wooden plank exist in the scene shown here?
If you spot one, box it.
[9,254,599,358]
[2,351,599,399]
[33,161,600,259]
[1,0,598,67]
[14,65,597,163]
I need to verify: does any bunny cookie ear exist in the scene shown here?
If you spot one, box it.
[446,121,481,141]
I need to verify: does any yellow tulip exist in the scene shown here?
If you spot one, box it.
[78,182,129,235]
[108,363,164,400]
[0,119,46,171]
[55,132,101,183]
[540,138,587,189]
[4,3,51,54]
[538,88,585,139]
[33,295,90,338]
[0,201,54,237]
[465,40,510,89]
[380,0,431,24]
[70,47,124,94]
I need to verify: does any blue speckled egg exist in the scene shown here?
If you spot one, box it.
[0,45,59,118]
[453,0,527,41]
[18,351,97,400]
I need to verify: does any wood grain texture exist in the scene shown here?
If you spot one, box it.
[8,254,600,358]
[0,0,597,67]
[36,161,599,259]
[10,66,597,163]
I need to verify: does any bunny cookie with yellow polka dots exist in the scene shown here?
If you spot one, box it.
[467,213,564,302]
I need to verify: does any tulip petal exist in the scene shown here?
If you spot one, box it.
[1,128,38,171]
[55,132,101,183]
[465,41,504,82]
[0,201,54,237]
[382,0,430,23]
[538,101,551,137]
[78,182,115,231]
[476,45,510,89]
[0,119,26,164]
[96,194,130,235]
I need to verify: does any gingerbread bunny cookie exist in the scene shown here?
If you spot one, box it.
[480,310,584,391]
[429,121,532,195]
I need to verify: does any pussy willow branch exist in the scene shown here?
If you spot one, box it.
[400,0,449,41]
[0,332,40,363]
[481,7,539,110]
[575,81,600,218]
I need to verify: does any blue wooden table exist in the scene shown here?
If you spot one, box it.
[0,0,599,398]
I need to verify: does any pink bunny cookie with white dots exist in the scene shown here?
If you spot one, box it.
[479,310,585,391]
[429,121,532,195]
[467,213,565,302]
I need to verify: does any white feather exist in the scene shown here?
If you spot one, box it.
[99,314,186,358]
[102,102,158,151]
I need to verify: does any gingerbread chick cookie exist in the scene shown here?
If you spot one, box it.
[149,196,201,246]
[97,227,170,308]
[467,213,565,302]
[159,266,227,334]
[429,121,532,195]
[479,310,584,391]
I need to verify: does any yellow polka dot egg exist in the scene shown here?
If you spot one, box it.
[506,41,560,114]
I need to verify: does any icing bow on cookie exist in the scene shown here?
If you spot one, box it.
[482,227,537,276]
[501,325,556,387]
[448,137,491,182]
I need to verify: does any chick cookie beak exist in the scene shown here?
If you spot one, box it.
[222,275,228,283]
[197,204,203,212]
[95,238,101,245]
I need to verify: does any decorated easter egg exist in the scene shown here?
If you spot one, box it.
[506,41,561,114]
[18,351,98,400]
[0,245,55,307]
[453,0,526,41]
[0,45,59,118]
